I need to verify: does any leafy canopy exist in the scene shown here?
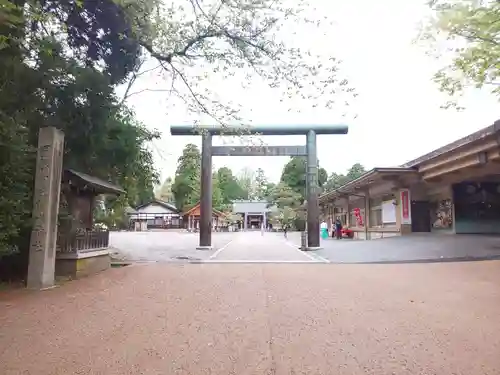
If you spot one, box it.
[0,1,158,259]
[117,0,355,123]
[323,163,367,193]
[171,144,202,212]
[421,0,500,107]
[280,156,328,201]
[216,167,246,204]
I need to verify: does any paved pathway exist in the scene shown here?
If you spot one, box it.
[1,260,500,374]
[207,231,324,262]
[111,230,500,264]
[109,231,234,262]
[285,232,500,263]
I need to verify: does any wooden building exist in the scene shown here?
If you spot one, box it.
[183,202,227,231]
[56,169,124,278]
[129,199,181,230]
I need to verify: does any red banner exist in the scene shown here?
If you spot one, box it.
[401,190,409,220]
[353,207,363,226]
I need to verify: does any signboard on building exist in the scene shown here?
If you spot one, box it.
[400,189,411,224]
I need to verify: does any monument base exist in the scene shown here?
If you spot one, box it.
[302,246,323,251]
[55,249,110,279]
[196,246,214,251]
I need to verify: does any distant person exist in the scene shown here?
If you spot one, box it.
[335,217,343,240]
[283,224,288,239]
[320,220,328,239]
[261,222,265,236]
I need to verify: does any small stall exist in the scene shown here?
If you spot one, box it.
[56,169,124,278]
[183,202,227,231]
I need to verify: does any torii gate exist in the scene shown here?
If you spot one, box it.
[170,124,348,250]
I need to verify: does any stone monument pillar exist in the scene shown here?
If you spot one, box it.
[27,127,64,289]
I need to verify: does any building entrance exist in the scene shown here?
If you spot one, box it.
[411,201,431,233]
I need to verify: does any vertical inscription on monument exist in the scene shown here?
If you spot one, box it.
[27,127,65,289]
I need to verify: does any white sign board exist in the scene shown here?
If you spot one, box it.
[382,200,396,224]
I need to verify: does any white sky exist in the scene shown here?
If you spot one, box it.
[117,0,499,184]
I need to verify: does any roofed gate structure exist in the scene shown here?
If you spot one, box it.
[170,124,348,250]
[232,200,271,230]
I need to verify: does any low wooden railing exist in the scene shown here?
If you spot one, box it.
[58,230,110,253]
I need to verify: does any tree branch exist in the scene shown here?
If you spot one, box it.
[119,61,163,105]
[141,31,224,63]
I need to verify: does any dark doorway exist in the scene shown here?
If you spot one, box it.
[411,200,431,232]
[453,181,500,234]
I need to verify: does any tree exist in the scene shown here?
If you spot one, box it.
[324,163,367,193]
[421,0,500,108]
[117,0,355,123]
[280,156,328,201]
[346,163,366,181]
[0,38,158,258]
[211,172,224,211]
[216,167,246,204]
[324,173,349,192]
[1,0,142,84]
[156,177,174,203]
[171,144,201,211]
[263,182,276,203]
[255,168,268,200]
[271,206,297,228]
[270,182,302,210]
[268,182,303,229]
[0,0,159,278]
[237,167,256,200]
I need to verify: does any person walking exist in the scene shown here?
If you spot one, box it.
[283,223,288,239]
[320,220,328,239]
[335,217,343,240]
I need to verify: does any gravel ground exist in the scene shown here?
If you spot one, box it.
[1,260,500,374]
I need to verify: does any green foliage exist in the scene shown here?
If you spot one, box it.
[170,146,237,212]
[324,163,366,193]
[211,172,224,211]
[346,163,366,181]
[237,167,257,200]
[267,182,303,229]
[226,212,243,225]
[254,168,268,200]
[171,144,201,212]
[156,177,174,203]
[0,1,158,261]
[421,0,500,107]
[172,143,201,211]
[30,0,141,83]
[270,206,297,228]
[280,156,328,201]
[270,182,302,210]
[216,167,246,204]
[323,173,349,192]
[263,182,276,202]
[0,117,34,256]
